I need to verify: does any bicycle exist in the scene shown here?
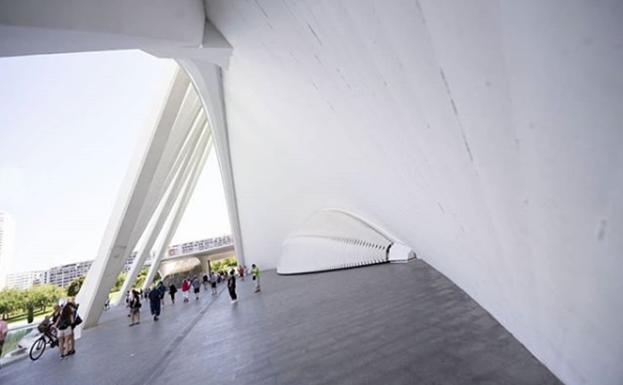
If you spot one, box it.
[29,318,58,361]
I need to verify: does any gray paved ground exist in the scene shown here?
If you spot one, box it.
[0,260,562,385]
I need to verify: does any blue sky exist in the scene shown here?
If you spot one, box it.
[0,50,230,273]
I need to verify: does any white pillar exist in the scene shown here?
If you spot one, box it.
[75,71,191,328]
[142,126,213,290]
[180,61,246,265]
[114,111,206,304]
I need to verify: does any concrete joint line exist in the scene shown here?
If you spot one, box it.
[134,285,227,385]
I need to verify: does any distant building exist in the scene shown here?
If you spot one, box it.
[6,270,48,290]
[47,260,93,288]
[4,237,227,290]
[0,212,16,289]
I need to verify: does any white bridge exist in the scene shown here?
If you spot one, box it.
[142,235,235,281]
[163,235,234,261]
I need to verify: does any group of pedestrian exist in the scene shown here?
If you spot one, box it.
[124,263,263,327]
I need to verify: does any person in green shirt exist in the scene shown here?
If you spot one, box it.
[251,264,261,293]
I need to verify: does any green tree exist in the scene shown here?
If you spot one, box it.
[0,288,23,319]
[0,288,22,319]
[134,268,160,289]
[26,304,34,324]
[67,276,85,297]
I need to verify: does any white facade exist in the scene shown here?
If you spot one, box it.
[0,212,16,289]
[0,2,622,385]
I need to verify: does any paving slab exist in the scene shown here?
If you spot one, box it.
[0,260,563,385]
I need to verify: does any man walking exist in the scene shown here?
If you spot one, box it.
[169,283,177,304]
[227,269,238,303]
[251,264,261,293]
[192,276,201,301]
[209,272,217,295]
[202,274,209,290]
[149,285,162,321]
[157,281,166,307]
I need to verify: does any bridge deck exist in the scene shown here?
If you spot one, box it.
[0,261,561,385]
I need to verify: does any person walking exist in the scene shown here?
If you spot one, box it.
[238,265,245,281]
[227,269,237,303]
[192,276,201,301]
[157,281,166,307]
[125,290,131,318]
[202,274,209,290]
[169,284,177,304]
[66,299,80,356]
[209,272,217,295]
[251,264,261,293]
[129,290,141,326]
[54,303,75,358]
[0,319,8,368]
[181,278,190,303]
[149,285,162,321]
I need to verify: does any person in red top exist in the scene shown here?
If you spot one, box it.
[181,279,191,303]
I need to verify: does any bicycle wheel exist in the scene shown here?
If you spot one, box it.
[29,336,46,361]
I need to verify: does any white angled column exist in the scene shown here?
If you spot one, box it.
[121,76,202,272]
[180,61,246,266]
[142,125,213,290]
[114,111,206,304]
[76,71,191,329]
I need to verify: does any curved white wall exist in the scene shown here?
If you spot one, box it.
[205,1,623,384]
[277,209,394,274]
[1,0,621,383]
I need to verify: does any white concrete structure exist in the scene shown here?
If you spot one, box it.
[0,212,16,289]
[154,243,234,279]
[278,209,413,274]
[1,2,622,384]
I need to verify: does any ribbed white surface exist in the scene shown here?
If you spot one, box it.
[278,210,392,274]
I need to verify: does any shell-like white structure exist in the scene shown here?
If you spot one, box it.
[277,209,413,275]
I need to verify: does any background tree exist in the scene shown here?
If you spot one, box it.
[67,276,85,297]
[134,268,161,289]
[0,288,23,319]
[26,304,34,324]
[111,272,127,292]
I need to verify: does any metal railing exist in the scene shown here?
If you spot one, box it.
[1,323,39,359]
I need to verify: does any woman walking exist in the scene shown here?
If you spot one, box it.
[227,269,237,303]
[66,299,80,355]
[54,303,75,359]
[181,278,190,303]
[129,290,141,326]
